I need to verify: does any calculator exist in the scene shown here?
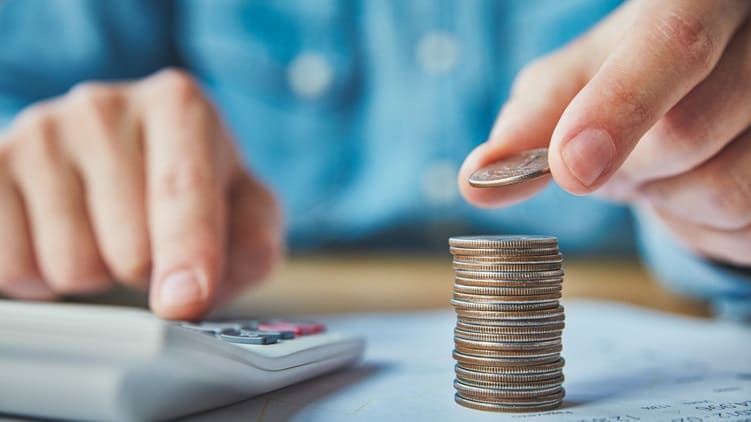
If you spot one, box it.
[0,299,365,421]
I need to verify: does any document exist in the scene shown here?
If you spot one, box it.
[188,301,751,422]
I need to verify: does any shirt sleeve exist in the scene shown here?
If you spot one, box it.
[634,209,751,321]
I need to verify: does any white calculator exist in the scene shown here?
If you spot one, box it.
[0,300,365,421]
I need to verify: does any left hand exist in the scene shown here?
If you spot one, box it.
[459,0,751,266]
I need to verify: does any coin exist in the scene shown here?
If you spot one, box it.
[454,394,563,413]
[455,337,562,351]
[453,350,562,367]
[454,305,565,320]
[451,254,562,263]
[451,299,560,311]
[456,374,565,390]
[457,357,565,374]
[454,269,564,280]
[453,284,562,296]
[453,261,562,272]
[456,320,564,334]
[449,234,557,249]
[454,276,563,288]
[449,246,561,256]
[453,292,562,303]
[455,365,563,383]
[454,345,563,360]
[454,328,561,343]
[467,148,550,188]
[454,379,563,399]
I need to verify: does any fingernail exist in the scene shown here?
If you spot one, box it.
[561,128,615,187]
[159,271,204,308]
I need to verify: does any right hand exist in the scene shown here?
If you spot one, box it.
[0,69,284,320]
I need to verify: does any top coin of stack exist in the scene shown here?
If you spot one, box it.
[448,235,565,413]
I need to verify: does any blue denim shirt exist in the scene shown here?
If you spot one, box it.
[0,0,749,318]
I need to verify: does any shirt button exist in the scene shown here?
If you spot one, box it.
[287,52,334,99]
[415,31,460,74]
[420,160,459,205]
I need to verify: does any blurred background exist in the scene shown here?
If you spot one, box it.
[0,0,708,317]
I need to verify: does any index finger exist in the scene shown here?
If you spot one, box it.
[138,71,233,320]
[548,0,750,194]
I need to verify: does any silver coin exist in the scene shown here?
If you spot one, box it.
[467,148,550,188]
[455,305,565,320]
[453,350,562,366]
[454,283,561,296]
[455,365,564,383]
[453,260,562,272]
[454,393,563,412]
[455,337,562,351]
[456,374,564,390]
[454,351,566,375]
[455,276,563,288]
[451,299,560,311]
[454,379,563,399]
[455,328,562,343]
[449,234,557,249]
[456,320,564,334]
[452,292,562,303]
[456,357,565,374]
[451,253,562,263]
[454,269,564,280]
[457,316,565,328]
[450,246,560,256]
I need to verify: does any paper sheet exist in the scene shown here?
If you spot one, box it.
[187,301,751,422]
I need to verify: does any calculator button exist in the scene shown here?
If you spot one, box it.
[254,327,295,340]
[271,330,296,340]
[259,321,326,336]
[179,323,230,335]
[241,330,281,343]
[198,321,244,331]
[230,320,260,330]
[218,330,278,345]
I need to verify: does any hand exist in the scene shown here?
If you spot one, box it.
[0,69,284,319]
[459,0,751,266]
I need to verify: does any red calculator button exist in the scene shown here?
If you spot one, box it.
[259,322,326,336]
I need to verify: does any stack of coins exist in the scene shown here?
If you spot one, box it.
[449,235,565,412]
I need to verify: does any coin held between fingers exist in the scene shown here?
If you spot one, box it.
[468,148,550,188]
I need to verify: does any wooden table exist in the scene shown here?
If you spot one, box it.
[218,255,709,317]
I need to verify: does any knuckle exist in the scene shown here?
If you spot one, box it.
[69,83,124,122]
[702,168,751,228]
[14,103,56,137]
[653,105,710,158]
[69,83,126,149]
[154,68,206,108]
[655,11,715,74]
[12,108,61,166]
[606,78,651,126]
[156,160,214,198]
